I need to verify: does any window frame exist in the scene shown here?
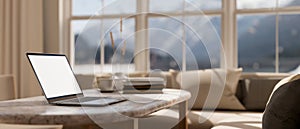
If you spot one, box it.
[235,0,300,73]
[68,0,223,73]
[63,0,300,74]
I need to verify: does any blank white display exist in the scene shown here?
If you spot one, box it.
[28,55,82,98]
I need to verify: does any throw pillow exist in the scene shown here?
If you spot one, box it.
[263,74,300,129]
[242,79,280,110]
[176,68,245,110]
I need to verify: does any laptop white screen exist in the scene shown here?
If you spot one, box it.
[28,55,82,98]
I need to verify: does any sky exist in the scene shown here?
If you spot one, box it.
[71,0,295,56]
[237,0,293,9]
[72,0,294,33]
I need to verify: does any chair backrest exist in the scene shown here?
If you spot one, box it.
[0,76,63,129]
[0,75,15,100]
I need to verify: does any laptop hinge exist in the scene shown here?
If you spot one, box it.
[48,93,84,103]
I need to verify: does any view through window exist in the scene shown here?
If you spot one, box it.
[72,0,136,73]
[71,0,300,74]
[237,0,300,73]
[71,0,222,73]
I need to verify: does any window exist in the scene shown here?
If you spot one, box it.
[237,0,300,73]
[71,0,222,74]
[278,14,300,72]
[69,0,300,74]
[148,0,222,71]
[237,14,276,72]
[71,0,136,74]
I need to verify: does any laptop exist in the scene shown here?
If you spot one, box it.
[26,53,125,106]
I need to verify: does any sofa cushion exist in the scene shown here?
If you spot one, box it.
[177,68,245,110]
[263,74,300,129]
[242,79,280,110]
[100,109,263,129]
[191,110,262,129]
[139,109,213,129]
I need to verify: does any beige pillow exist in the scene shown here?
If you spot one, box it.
[176,68,245,110]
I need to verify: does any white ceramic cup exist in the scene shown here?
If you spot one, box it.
[96,78,115,92]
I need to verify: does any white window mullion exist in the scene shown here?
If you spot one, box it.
[222,0,237,69]
[275,0,279,73]
[100,0,105,72]
[182,0,186,71]
[135,0,149,71]
[60,0,72,65]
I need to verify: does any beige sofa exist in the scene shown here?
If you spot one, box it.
[75,70,290,129]
[188,75,287,129]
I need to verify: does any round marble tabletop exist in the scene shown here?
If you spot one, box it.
[0,89,191,126]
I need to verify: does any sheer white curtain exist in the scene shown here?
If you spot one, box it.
[0,0,44,98]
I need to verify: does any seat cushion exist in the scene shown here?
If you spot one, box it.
[99,109,263,129]
[263,74,300,129]
[139,109,213,129]
[192,110,262,129]
[242,79,280,110]
[148,109,263,129]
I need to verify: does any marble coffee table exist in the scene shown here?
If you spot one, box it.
[0,88,191,129]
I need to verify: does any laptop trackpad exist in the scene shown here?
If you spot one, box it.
[54,97,126,106]
[81,98,125,106]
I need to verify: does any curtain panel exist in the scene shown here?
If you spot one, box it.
[0,0,44,98]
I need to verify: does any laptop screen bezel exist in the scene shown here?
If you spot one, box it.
[26,52,84,102]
